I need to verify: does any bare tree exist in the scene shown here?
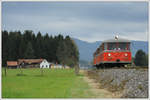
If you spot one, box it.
[75,63,79,76]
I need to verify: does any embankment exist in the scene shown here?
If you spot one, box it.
[86,68,148,98]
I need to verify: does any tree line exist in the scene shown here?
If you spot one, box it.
[2,30,79,67]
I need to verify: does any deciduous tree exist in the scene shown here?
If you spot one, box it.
[134,49,147,66]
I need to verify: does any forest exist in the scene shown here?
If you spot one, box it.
[2,30,79,67]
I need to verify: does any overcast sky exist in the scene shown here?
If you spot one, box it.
[2,2,148,42]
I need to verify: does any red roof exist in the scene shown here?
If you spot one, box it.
[7,61,18,66]
[18,59,44,65]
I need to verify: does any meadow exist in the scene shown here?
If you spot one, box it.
[2,68,96,98]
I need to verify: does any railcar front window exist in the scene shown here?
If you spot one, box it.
[118,43,130,50]
[107,43,116,50]
[107,43,130,50]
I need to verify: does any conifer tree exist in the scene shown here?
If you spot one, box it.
[2,30,9,66]
[24,42,35,59]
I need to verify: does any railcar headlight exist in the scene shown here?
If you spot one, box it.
[125,53,128,56]
[108,53,111,56]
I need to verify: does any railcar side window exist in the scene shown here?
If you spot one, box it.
[100,44,103,52]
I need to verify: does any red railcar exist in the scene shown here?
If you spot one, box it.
[93,37,132,68]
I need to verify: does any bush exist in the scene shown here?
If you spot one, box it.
[134,49,148,67]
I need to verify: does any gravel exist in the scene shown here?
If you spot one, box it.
[87,68,148,98]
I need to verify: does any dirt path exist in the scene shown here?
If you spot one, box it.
[80,70,120,98]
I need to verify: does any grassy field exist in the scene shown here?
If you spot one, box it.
[2,68,96,98]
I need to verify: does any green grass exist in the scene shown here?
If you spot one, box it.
[2,68,95,98]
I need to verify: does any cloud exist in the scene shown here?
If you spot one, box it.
[2,2,148,42]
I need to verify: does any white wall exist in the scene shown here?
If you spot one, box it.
[40,59,50,68]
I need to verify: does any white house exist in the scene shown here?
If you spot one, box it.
[40,59,50,68]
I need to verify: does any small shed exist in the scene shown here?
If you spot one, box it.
[7,61,18,69]
[57,64,63,68]
[40,59,50,68]
[65,66,70,69]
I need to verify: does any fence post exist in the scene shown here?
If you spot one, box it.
[5,66,7,76]
[41,67,43,76]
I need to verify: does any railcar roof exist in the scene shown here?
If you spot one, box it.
[102,38,130,43]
